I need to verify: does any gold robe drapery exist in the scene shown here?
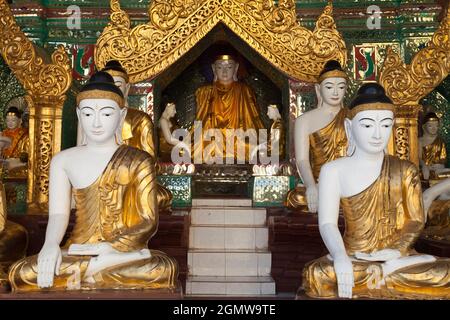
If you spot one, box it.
[2,127,29,159]
[194,82,264,162]
[303,155,450,299]
[422,199,450,241]
[309,108,348,181]
[9,145,178,292]
[122,108,172,210]
[422,137,447,166]
[0,182,27,288]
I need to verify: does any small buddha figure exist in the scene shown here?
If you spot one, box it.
[158,102,190,162]
[419,112,448,180]
[302,83,449,299]
[193,54,264,162]
[0,106,29,177]
[0,181,27,290]
[286,60,348,212]
[9,72,178,292]
[102,60,172,210]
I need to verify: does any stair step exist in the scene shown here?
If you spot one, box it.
[188,250,271,276]
[186,276,276,295]
[189,226,268,250]
[192,198,252,207]
[190,207,266,226]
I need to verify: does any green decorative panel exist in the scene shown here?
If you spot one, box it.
[4,179,27,215]
[157,175,192,208]
[250,176,295,207]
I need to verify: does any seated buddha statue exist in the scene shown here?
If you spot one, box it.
[419,112,449,180]
[286,60,348,212]
[8,72,178,292]
[302,83,449,299]
[0,106,29,178]
[158,102,191,163]
[102,60,172,210]
[193,53,264,163]
[0,181,27,290]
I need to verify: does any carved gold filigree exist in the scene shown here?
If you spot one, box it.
[0,0,72,213]
[96,0,347,83]
[380,8,449,105]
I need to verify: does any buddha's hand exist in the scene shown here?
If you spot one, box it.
[37,242,62,288]
[422,165,430,180]
[333,255,354,299]
[355,249,401,262]
[306,184,318,213]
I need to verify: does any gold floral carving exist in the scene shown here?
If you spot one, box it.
[380,8,449,106]
[0,0,72,213]
[96,0,347,83]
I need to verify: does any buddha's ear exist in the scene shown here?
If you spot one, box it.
[124,83,131,101]
[344,118,355,156]
[314,83,322,108]
[212,63,217,82]
[233,63,239,81]
[115,107,127,145]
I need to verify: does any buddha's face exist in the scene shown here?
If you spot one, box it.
[267,107,279,120]
[77,98,125,144]
[165,104,176,118]
[423,120,439,136]
[212,59,238,84]
[347,109,394,155]
[112,75,130,100]
[6,113,21,130]
[316,77,347,107]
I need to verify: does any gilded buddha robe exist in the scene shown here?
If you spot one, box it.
[422,137,447,166]
[2,127,29,159]
[286,108,347,208]
[194,82,264,161]
[303,155,450,299]
[0,182,27,288]
[9,145,178,292]
[122,108,172,210]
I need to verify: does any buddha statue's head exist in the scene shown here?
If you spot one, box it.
[5,106,22,130]
[212,55,239,85]
[422,112,440,137]
[162,102,177,119]
[345,83,394,156]
[267,105,281,121]
[76,71,126,145]
[103,60,130,104]
[315,60,348,108]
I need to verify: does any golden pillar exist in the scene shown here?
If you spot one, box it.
[0,0,72,213]
[380,8,449,165]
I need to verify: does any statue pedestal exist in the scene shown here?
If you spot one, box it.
[0,285,183,299]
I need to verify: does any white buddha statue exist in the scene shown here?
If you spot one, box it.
[302,83,449,299]
[9,72,178,291]
[286,60,348,212]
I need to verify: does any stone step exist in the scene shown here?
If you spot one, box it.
[190,207,266,226]
[188,249,272,277]
[185,276,276,295]
[189,225,268,250]
[192,198,252,207]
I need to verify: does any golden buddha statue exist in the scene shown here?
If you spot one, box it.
[286,60,348,212]
[102,60,172,210]
[0,106,29,178]
[302,83,449,300]
[9,72,178,292]
[193,54,264,162]
[419,112,449,180]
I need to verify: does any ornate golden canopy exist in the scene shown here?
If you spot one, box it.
[95,0,347,83]
[380,8,449,106]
